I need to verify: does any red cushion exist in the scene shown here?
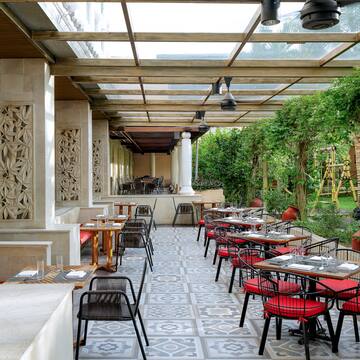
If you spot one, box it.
[342,296,360,312]
[244,278,301,296]
[232,255,265,268]
[274,246,292,255]
[80,230,92,246]
[218,247,238,258]
[207,230,215,239]
[316,279,358,300]
[198,219,205,226]
[232,238,247,245]
[218,223,231,228]
[205,224,215,230]
[264,295,327,319]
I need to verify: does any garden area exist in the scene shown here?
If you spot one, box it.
[193,69,360,245]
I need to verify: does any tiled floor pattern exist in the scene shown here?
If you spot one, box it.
[77,226,360,360]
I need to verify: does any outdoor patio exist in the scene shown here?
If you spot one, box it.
[76,226,360,360]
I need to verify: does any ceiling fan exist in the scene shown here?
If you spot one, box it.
[261,0,359,30]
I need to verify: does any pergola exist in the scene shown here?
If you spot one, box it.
[0,0,358,137]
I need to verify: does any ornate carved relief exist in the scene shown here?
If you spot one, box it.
[0,105,33,220]
[93,138,103,194]
[56,128,81,201]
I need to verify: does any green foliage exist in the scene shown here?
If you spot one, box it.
[263,189,294,215]
[192,177,222,191]
[295,204,359,245]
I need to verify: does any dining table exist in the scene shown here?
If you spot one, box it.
[114,202,137,218]
[214,216,273,228]
[254,254,360,340]
[80,222,124,272]
[192,200,221,220]
[205,207,264,216]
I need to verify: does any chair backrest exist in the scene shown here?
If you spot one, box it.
[287,225,312,247]
[134,260,148,315]
[177,203,193,214]
[135,205,152,218]
[237,248,268,282]
[336,248,360,281]
[121,231,146,248]
[304,237,339,256]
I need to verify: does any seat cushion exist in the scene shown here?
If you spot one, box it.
[231,238,247,245]
[316,279,358,300]
[80,230,93,246]
[264,295,327,319]
[198,219,205,226]
[218,247,238,258]
[244,278,301,296]
[342,296,360,312]
[79,302,135,321]
[274,246,292,255]
[207,230,215,239]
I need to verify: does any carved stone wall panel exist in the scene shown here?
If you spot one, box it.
[92,138,103,194]
[0,105,33,220]
[56,128,81,202]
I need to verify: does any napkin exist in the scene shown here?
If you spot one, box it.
[84,223,95,227]
[249,233,263,238]
[274,255,293,262]
[113,223,123,227]
[310,256,332,261]
[96,214,105,218]
[337,263,359,271]
[282,234,295,238]
[287,264,314,271]
[269,231,281,235]
[66,271,87,278]
[15,270,37,277]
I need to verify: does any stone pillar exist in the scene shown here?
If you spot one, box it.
[92,120,110,198]
[0,59,55,229]
[171,147,179,189]
[150,153,156,177]
[177,143,182,192]
[179,132,195,195]
[55,101,93,207]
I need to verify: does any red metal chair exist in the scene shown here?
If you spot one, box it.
[258,272,335,360]
[203,214,222,257]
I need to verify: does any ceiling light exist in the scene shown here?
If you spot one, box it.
[261,0,281,26]
[195,111,206,120]
[221,77,237,111]
[211,81,223,95]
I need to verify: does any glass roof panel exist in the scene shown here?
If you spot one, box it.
[68,41,133,58]
[256,2,360,33]
[128,3,258,33]
[117,112,147,117]
[136,42,236,60]
[207,95,267,102]
[40,3,128,31]
[145,95,204,101]
[237,42,341,60]
[231,84,285,90]
[144,84,210,90]
[270,95,299,101]
[337,44,360,60]
[100,84,141,90]
[289,83,331,90]
[106,95,144,100]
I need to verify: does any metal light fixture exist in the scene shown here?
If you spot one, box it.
[211,81,223,95]
[261,0,281,26]
[196,111,209,132]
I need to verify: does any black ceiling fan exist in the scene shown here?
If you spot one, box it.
[261,0,359,30]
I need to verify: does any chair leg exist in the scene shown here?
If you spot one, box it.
[203,232,207,247]
[353,314,359,342]
[144,246,153,272]
[259,316,271,355]
[215,257,223,282]
[212,246,218,265]
[192,211,195,227]
[333,311,345,353]
[239,292,250,327]
[228,267,236,293]
[196,225,202,242]
[75,318,82,360]
[324,311,335,346]
[204,238,210,258]
[172,210,178,227]
[137,311,149,346]
[303,322,310,360]
[130,314,147,360]
[276,318,282,340]
[83,320,89,345]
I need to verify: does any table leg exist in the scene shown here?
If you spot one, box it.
[97,231,116,273]
[200,204,204,220]
[91,233,99,266]
[128,206,132,219]
[118,205,124,215]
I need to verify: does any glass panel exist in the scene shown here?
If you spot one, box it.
[256,2,360,33]
[231,84,285,90]
[128,3,258,33]
[207,95,267,102]
[116,112,147,117]
[237,42,341,60]
[337,44,360,60]
[289,83,331,90]
[136,42,236,60]
[100,84,141,90]
[149,112,194,117]
[144,84,210,90]
[106,95,144,100]
[40,3,128,31]
[67,41,133,58]
[270,95,299,101]
[145,95,204,101]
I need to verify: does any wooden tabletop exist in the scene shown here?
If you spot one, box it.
[80,223,125,232]
[254,256,360,280]
[227,231,309,245]
[5,264,96,289]
[206,207,264,213]
[91,214,129,222]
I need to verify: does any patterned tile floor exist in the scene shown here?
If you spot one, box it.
[76,226,360,360]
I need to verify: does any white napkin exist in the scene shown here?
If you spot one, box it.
[66,271,87,278]
[84,223,95,227]
[337,263,359,271]
[269,231,281,235]
[113,223,123,227]
[275,255,293,262]
[15,270,37,277]
[249,233,263,238]
[96,214,105,218]
[282,234,295,238]
[287,264,314,271]
[310,256,331,261]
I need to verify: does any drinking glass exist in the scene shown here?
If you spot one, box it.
[56,255,63,272]
[251,224,257,233]
[37,260,45,280]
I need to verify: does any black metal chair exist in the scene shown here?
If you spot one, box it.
[75,261,149,360]
[125,218,155,255]
[172,201,195,227]
[135,202,157,231]
[304,237,339,256]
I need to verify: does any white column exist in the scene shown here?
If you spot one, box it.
[150,152,156,177]
[179,132,195,195]
[171,147,179,188]
[177,143,182,192]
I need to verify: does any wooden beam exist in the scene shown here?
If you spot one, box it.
[52,65,354,78]
[92,103,282,111]
[320,42,359,66]
[0,4,55,63]
[32,31,359,43]
[0,0,313,3]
